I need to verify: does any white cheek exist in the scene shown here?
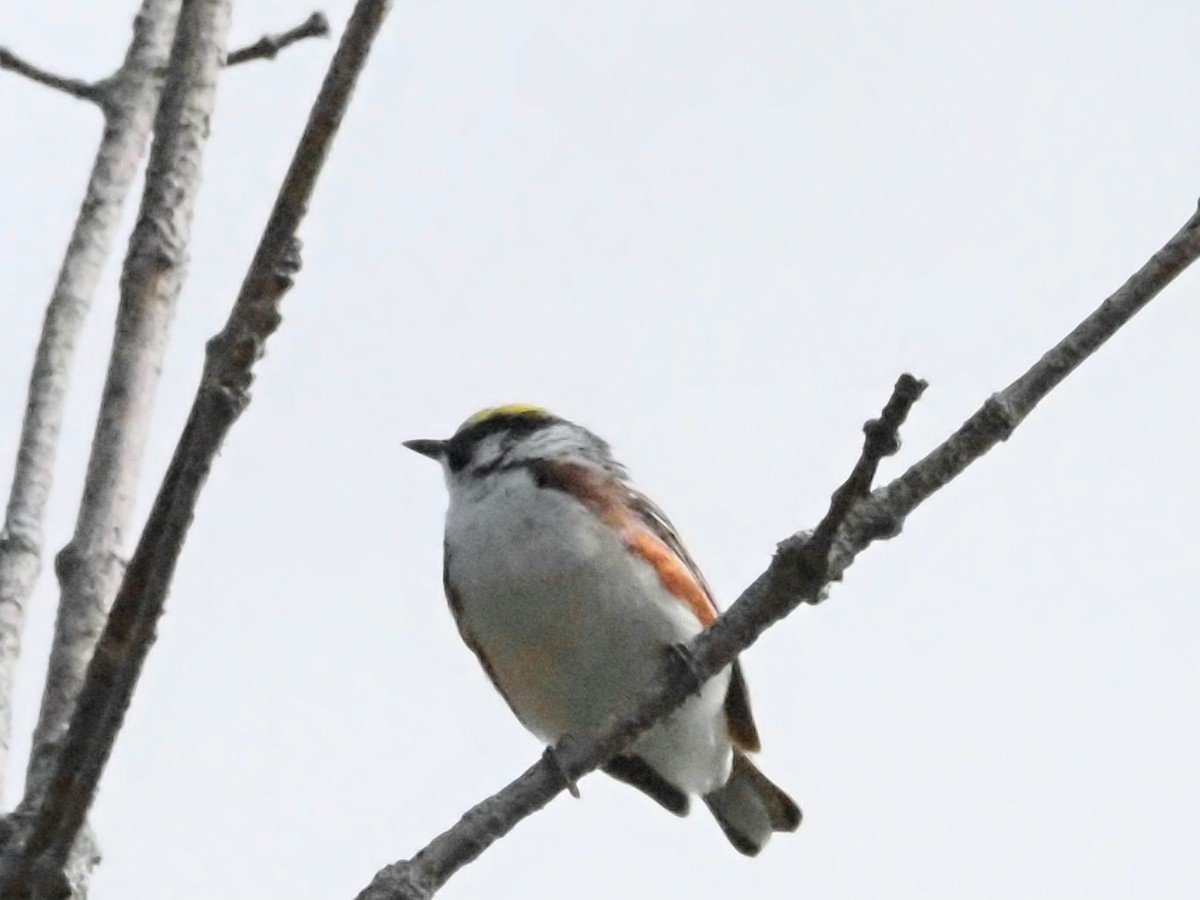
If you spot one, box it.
[504,424,586,464]
[473,434,506,468]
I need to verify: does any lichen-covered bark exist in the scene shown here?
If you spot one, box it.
[0,0,182,806]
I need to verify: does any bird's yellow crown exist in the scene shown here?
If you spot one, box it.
[457,404,548,432]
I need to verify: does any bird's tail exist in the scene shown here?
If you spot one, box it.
[703,749,801,856]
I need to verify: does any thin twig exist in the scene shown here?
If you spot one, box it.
[0,47,102,103]
[353,200,1200,900]
[0,0,182,812]
[1,9,329,110]
[225,12,330,66]
[0,0,392,895]
[806,372,927,568]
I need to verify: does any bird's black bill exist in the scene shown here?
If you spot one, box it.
[403,438,447,460]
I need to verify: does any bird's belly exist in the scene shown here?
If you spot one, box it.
[444,473,731,792]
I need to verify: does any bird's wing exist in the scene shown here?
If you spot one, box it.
[528,458,762,752]
[622,483,761,752]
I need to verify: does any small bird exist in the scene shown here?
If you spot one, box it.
[405,405,800,855]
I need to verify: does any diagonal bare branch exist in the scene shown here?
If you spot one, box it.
[862,199,1200,531]
[353,200,1200,900]
[0,0,392,895]
[225,11,330,66]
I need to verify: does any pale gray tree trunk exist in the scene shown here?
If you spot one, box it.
[0,0,182,807]
[25,0,231,801]
[0,5,329,808]
[0,1,230,897]
[0,0,327,893]
[24,0,231,799]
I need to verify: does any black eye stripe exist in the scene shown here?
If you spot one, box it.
[445,412,557,471]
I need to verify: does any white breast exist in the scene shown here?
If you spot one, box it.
[443,467,732,794]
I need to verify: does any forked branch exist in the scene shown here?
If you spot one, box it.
[354,200,1200,900]
[0,10,328,107]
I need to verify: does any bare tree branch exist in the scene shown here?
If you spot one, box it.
[0,0,391,895]
[1,8,328,113]
[0,47,102,103]
[863,200,1200,531]
[225,12,330,67]
[353,201,1200,900]
[0,0,182,808]
[806,372,927,565]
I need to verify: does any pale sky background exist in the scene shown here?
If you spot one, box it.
[1,2,1198,898]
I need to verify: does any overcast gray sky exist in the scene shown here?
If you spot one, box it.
[1,1,1198,898]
